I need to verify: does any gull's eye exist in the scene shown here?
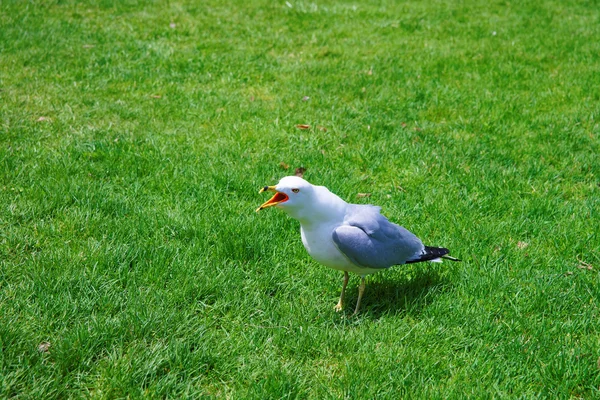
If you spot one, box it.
[291,188,300,193]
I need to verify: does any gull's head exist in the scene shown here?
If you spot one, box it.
[257,176,348,223]
[256,176,317,218]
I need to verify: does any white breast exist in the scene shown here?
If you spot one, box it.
[300,223,379,275]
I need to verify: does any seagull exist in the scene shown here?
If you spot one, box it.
[256,176,460,315]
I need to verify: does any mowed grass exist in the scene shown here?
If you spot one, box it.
[1,0,599,397]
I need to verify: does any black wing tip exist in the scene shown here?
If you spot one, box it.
[406,246,460,264]
[424,246,450,257]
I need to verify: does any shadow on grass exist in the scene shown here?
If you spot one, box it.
[344,268,449,319]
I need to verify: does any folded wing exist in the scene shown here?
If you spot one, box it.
[331,205,425,269]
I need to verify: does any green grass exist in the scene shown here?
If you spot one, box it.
[1,0,599,397]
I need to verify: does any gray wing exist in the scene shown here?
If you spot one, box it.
[331,204,425,269]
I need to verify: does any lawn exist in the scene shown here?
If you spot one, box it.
[1,0,599,397]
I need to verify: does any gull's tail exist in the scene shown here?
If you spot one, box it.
[406,246,461,264]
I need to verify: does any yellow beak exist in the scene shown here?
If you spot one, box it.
[256,185,289,211]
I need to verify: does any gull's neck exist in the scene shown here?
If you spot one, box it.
[293,185,348,228]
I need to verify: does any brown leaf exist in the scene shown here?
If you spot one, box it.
[317,126,327,132]
[250,95,255,102]
[38,342,51,353]
[356,193,371,198]
[279,162,289,170]
[577,257,593,270]
[296,124,310,130]
[401,122,407,128]
[367,67,373,76]
[37,116,50,122]
[517,241,528,249]
[294,167,306,178]
[577,260,593,270]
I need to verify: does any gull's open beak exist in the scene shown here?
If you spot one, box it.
[256,185,289,212]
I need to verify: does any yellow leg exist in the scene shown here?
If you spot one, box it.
[334,271,349,312]
[352,277,366,315]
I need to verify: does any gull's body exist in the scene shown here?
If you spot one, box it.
[295,185,378,276]
[301,221,362,273]
[257,176,459,314]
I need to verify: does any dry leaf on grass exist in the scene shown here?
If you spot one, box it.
[150,95,161,99]
[577,258,593,270]
[517,241,528,249]
[357,193,371,198]
[295,167,306,178]
[317,126,327,132]
[37,116,50,122]
[38,342,51,353]
[296,124,310,130]
[279,162,289,170]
